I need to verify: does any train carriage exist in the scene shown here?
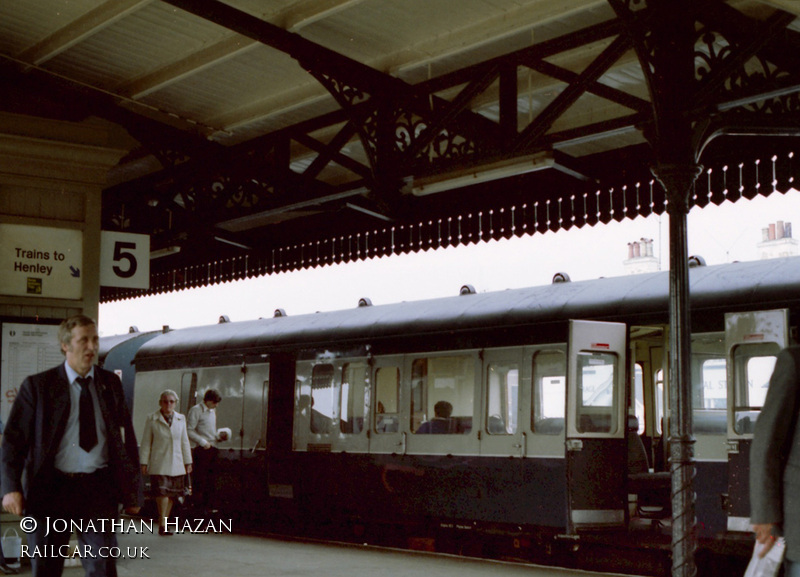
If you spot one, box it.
[114,255,800,575]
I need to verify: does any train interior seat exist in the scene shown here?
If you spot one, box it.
[734,410,760,434]
[535,417,565,434]
[579,413,613,433]
[487,415,506,434]
[376,415,399,433]
[693,410,727,434]
[453,416,472,434]
[626,415,671,524]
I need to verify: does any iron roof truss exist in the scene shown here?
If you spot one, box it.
[3,0,797,300]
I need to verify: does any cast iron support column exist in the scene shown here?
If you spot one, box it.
[641,1,702,570]
[653,163,702,577]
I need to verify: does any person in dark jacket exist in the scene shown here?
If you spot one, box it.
[1,315,141,577]
[416,401,453,434]
[751,346,800,575]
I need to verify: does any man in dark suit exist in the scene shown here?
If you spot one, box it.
[1,315,141,577]
[751,346,800,575]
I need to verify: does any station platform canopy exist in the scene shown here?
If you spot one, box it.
[2,0,800,302]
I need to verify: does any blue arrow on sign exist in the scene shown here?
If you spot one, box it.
[70,266,81,278]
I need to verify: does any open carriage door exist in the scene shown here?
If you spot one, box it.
[725,309,787,533]
[566,320,627,532]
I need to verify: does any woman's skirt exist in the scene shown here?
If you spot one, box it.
[149,474,186,497]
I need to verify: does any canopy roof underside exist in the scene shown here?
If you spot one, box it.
[2,0,800,301]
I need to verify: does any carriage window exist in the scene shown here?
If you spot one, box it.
[655,368,664,435]
[576,351,618,434]
[374,366,399,434]
[486,363,518,435]
[634,364,644,435]
[532,350,565,435]
[412,355,474,434]
[310,364,334,434]
[732,343,779,435]
[691,334,726,434]
[340,363,368,434]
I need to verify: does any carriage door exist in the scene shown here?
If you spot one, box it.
[725,309,787,533]
[566,320,627,532]
[480,348,523,456]
[369,355,405,454]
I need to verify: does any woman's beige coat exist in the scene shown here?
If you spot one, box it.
[140,410,192,476]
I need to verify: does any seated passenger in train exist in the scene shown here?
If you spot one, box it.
[298,394,332,434]
[375,401,398,433]
[416,401,453,434]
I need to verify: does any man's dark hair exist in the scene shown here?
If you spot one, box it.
[433,400,453,418]
[204,389,222,403]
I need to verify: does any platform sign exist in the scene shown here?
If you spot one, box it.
[1,322,61,423]
[100,231,150,289]
[0,224,82,299]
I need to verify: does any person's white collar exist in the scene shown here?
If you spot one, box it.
[64,361,95,384]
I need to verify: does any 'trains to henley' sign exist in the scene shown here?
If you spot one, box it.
[0,224,83,299]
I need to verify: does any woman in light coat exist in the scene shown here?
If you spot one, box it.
[140,389,193,535]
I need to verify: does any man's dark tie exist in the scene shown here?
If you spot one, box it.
[76,376,98,452]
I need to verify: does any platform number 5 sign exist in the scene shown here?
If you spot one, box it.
[100,232,150,289]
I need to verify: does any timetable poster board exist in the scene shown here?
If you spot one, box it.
[0,223,83,299]
[1,323,62,424]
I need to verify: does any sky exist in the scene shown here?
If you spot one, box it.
[97,188,800,336]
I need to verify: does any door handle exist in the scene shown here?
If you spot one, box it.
[566,439,583,452]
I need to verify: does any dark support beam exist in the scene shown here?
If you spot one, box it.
[694,10,796,108]
[419,18,625,94]
[552,150,594,182]
[529,58,650,114]
[160,0,403,97]
[646,2,702,576]
[301,122,360,180]
[654,163,701,577]
[406,63,501,160]
[695,1,800,76]
[499,62,518,143]
[514,35,631,152]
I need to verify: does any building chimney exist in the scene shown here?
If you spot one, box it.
[759,221,800,260]
[624,238,659,274]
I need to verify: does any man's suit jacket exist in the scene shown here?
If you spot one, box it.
[0,363,141,516]
[751,346,800,561]
[139,410,192,476]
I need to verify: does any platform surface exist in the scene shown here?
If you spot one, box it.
[9,523,644,577]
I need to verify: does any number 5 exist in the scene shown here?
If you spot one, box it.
[113,241,138,278]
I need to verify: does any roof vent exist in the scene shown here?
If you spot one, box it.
[128,326,139,333]
[162,325,170,333]
[552,272,571,284]
[688,255,706,268]
[460,284,476,295]
[218,315,230,323]
[274,308,287,318]
[358,297,373,307]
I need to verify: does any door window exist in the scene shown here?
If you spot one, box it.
[532,350,565,435]
[374,366,399,434]
[486,363,518,435]
[575,351,618,434]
